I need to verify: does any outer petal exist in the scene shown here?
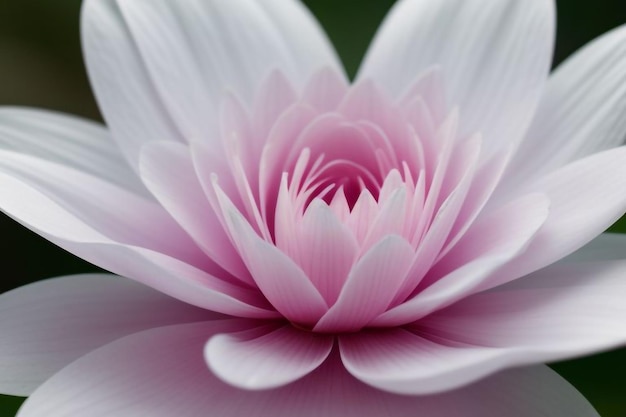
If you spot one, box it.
[507,24,626,186]
[417,260,626,383]
[0,107,145,195]
[82,0,343,167]
[205,324,333,389]
[0,274,214,396]
[139,141,251,282]
[0,164,276,318]
[492,146,626,287]
[358,0,554,152]
[17,322,598,417]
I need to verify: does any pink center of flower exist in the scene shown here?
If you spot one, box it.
[207,68,507,333]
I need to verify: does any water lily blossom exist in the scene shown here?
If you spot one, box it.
[2,0,626,415]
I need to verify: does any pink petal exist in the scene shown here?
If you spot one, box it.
[205,324,333,389]
[358,0,554,153]
[420,259,626,365]
[340,328,505,394]
[314,236,414,333]
[301,67,350,111]
[16,322,598,417]
[282,200,359,306]
[213,182,328,325]
[493,146,626,287]
[373,193,549,326]
[0,274,214,396]
[0,167,275,318]
[139,141,252,284]
[0,150,202,266]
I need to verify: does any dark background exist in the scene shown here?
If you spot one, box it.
[0,0,624,415]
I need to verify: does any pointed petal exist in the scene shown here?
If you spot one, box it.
[213,182,328,325]
[359,0,555,152]
[0,150,197,264]
[315,236,414,333]
[0,107,145,195]
[0,163,275,318]
[495,146,626,284]
[373,193,549,326]
[286,201,359,306]
[139,141,251,282]
[508,24,626,186]
[82,0,342,166]
[0,274,213,396]
[419,260,626,377]
[17,322,598,417]
[205,324,332,389]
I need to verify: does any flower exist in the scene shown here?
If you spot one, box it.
[1,0,626,415]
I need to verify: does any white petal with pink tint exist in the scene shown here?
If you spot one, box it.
[213,182,328,325]
[359,0,554,152]
[0,274,214,396]
[0,107,145,195]
[82,0,342,166]
[507,24,626,186]
[140,141,251,283]
[373,193,549,326]
[0,169,275,318]
[16,322,598,417]
[315,236,414,333]
[285,200,359,306]
[494,146,626,286]
[419,260,626,372]
[205,324,333,389]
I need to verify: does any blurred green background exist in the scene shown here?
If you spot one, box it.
[0,0,625,415]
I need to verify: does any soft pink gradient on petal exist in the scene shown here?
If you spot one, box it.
[16,322,598,417]
[0,274,216,396]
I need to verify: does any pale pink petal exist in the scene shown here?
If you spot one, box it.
[139,141,252,283]
[205,324,333,389]
[16,322,598,417]
[419,260,626,374]
[213,182,328,325]
[359,0,555,152]
[0,150,199,265]
[82,0,342,166]
[284,200,359,306]
[301,68,350,111]
[507,24,626,187]
[0,168,275,318]
[340,328,506,394]
[314,236,414,333]
[0,107,145,195]
[493,146,626,287]
[0,274,214,396]
[373,193,549,326]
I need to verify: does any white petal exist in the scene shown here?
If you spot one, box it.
[507,24,626,186]
[494,146,626,285]
[0,165,275,318]
[0,107,144,195]
[419,260,626,378]
[17,322,598,417]
[358,0,554,152]
[139,141,251,282]
[0,274,213,396]
[82,0,343,167]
